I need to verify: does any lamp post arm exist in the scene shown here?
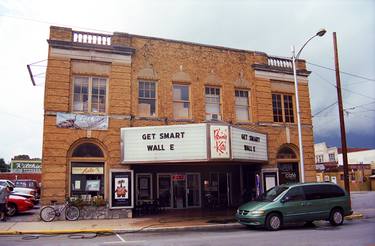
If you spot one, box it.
[295,34,318,59]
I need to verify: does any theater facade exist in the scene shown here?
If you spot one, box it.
[41,26,316,215]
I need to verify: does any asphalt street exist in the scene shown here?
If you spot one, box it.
[0,218,374,246]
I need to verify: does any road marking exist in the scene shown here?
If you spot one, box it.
[116,233,126,242]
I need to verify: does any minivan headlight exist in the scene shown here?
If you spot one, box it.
[249,210,265,215]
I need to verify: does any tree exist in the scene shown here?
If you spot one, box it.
[0,158,10,172]
[12,155,30,160]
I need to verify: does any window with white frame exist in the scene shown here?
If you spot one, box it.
[205,87,221,120]
[316,154,324,163]
[73,76,107,113]
[329,153,336,162]
[138,81,157,117]
[235,90,250,121]
[173,84,190,119]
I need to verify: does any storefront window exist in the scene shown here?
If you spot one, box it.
[71,162,104,198]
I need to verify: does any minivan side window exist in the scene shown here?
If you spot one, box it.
[325,184,345,197]
[284,186,304,201]
[303,185,324,200]
[303,184,345,200]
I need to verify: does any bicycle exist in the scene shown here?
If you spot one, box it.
[40,200,80,222]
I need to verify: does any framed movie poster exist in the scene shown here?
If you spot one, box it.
[110,169,134,209]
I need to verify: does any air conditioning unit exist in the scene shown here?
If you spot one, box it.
[206,113,221,121]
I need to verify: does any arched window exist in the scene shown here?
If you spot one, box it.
[72,143,104,158]
[277,147,297,159]
[70,142,104,198]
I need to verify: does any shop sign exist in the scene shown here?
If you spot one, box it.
[110,169,134,209]
[11,161,42,173]
[72,167,104,175]
[121,124,208,163]
[172,174,185,181]
[231,127,268,161]
[278,163,299,184]
[56,113,108,130]
[210,125,230,159]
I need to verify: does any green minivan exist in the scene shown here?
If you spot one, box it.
[235,182,353,230]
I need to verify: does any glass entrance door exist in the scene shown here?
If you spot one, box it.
[172,174,186,209]
[210,172,232,207]
[186,173,201,208]
[158,174,172,208]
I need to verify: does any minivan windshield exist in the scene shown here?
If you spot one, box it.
[257,185,289,202]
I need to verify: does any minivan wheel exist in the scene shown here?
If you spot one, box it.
[329,208,344,226]
[266,213,282,231]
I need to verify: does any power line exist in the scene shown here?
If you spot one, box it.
[312,101,337,117]
[311,71,375,100]
[311,71,337,88]
[341,87,375,100]
[308,62,375,82]
[344,101,375,111]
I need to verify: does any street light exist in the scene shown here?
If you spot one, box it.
[292,28,326,183]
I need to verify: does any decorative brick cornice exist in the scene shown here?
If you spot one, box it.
[47,39,135,56]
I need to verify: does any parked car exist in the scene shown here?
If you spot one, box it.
[14,179,41,199]
[7,194,34,216]
[11,191,38,205]
[235,182,353,231]
[0,180,37,199]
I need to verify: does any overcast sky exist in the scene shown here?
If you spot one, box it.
[0,0,374,162]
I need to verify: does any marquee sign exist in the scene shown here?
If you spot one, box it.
[231,127,268,161]
[210,125,230,159]
[121,124,208,163]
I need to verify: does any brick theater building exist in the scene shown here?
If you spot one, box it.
[41,26,316,215]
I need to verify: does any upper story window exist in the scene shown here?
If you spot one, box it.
[205,87,221,120]
[73,76,107,114]
[316,154,324,163]
[173,84,190,119]
[329,153,336,162]
[272,93,294,123]
[235,90,250,121]
[138,81,157,117]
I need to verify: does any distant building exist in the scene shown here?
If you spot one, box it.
[314,142,374,191]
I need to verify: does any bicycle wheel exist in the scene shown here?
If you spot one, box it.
[65,205,80,221]
[40,206,56,222]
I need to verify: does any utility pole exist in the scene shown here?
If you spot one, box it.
[333,32,350,196]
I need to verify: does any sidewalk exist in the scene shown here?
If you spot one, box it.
[0,211,363,235]
[0,213,239,235]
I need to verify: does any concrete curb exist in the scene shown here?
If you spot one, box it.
[345,213,363,220]
[0,223,241,235]
[0,228,114,235]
